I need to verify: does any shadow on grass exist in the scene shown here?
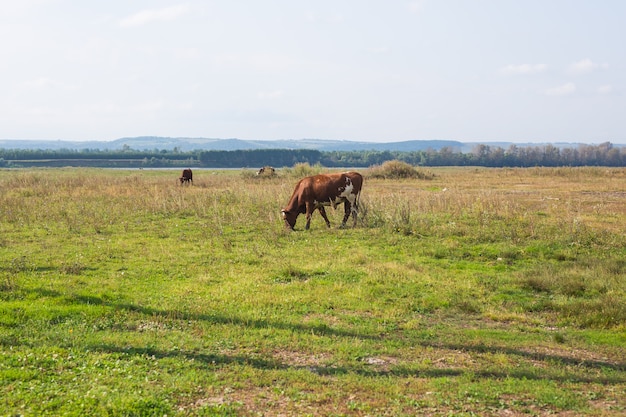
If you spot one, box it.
[89,343,626,386]
[93,344,287,371]
[0,265,93,274]
[420,341,626,373]
[68,294,378,340]
[53,294,626,385]
[0,286,62,301]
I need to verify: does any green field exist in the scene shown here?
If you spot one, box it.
[1,166,625,416]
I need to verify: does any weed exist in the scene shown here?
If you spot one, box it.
[60,261,87,275]
[7,256,34,274]
[0,273,17,291]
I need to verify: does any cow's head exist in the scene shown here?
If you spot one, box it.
[281,209,297,230]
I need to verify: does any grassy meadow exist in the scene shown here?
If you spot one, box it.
[1,166,625,416]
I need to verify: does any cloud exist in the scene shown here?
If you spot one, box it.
[368,46,390,54]
[545,83,576,96]
[258,90,284,100]
[596,85,613,94]
[305,10,345,24]
[23,77,58,89]
[23,77,78,91]
[212,53,298,72]
[568,59,608,75]
[131,99,166,113]
[500,64,547,75]
[408,1,426,14]
[119,4,190,27]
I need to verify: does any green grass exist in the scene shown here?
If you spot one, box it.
[1,167,625,416]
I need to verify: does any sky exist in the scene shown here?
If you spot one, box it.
[1,1,624,144]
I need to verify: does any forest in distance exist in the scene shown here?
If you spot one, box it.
[1,141,624,168]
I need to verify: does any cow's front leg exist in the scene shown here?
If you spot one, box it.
[305,203,315,230]
[318,206,332,228]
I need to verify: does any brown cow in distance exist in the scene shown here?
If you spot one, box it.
[179,168,193,185]
[281,172,363,230]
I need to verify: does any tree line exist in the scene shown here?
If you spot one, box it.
[1,142,624,168]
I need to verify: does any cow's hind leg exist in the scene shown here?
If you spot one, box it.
[350,194,360,227]
[351,197,359,227]
[318,207,332,228]
[340,202,351,228]
[341,200,358,228]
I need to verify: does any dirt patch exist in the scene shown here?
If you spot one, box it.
[271,349,334,369]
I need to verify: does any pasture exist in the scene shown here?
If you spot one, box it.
[1,166,625,416]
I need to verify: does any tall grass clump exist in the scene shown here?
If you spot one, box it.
[283,162,325,178]
[518,257,626,328]
[367,160,434,180]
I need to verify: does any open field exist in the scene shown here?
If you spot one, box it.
[1,166,625,416]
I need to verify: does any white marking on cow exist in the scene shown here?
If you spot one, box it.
[311,178,356,209]
[331,179,354,208]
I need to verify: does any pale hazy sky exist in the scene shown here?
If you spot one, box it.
[1,1,624,143]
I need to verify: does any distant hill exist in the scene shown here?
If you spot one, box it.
[0,137,621,152]
[0,137,467,152]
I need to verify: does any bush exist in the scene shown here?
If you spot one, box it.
[285,162,325,178]
[367,160,434,180]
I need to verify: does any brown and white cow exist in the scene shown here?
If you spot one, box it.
[281,172,363,230]
[257,166,276,176]
[179,168,193,185]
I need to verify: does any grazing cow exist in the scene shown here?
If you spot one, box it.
[257,166,276,176]
[281,172,363,230]
[179,168,193,185]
